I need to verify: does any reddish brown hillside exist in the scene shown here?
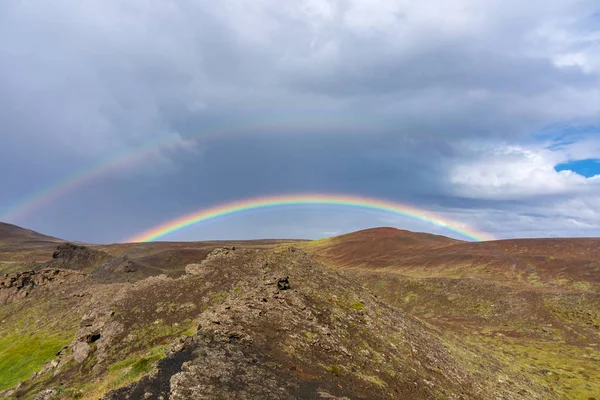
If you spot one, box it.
[0,222,64,265]
[0,222,63,244]
[441,238,600,285]
[330,227,460,248]
[304,228,600,288]
[304,227,460,269]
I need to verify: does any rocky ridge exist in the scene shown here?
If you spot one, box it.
[0,269,86,304]
[1,245,566,399]
[96,247,549,399]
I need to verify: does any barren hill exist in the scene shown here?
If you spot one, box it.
[302,227,459,270]
[0,222,63,245]
[304,227,600,287]
[0,222,65,270]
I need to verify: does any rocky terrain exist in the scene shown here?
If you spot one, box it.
[0,222,598,399]
[302,228,600,399]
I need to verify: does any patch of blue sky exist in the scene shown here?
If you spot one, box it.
[534,122,600,151]
[555,158,600,178]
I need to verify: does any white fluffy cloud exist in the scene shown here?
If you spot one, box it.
[449,142,600,199]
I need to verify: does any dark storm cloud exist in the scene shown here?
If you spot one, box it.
[287,47,590,97]
[1,0,599,241]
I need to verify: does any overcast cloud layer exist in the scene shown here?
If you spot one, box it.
[1,0,599,242]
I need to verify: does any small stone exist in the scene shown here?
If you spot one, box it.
[277,277,291,291]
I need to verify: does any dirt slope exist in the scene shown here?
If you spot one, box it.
[0,222,64,270]
[304,228,600,289]
[0,222,63,245]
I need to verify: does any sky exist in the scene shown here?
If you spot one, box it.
[1,0,599,243]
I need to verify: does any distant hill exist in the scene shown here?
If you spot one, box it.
[301,227,460,268]
[0,222,63,245]
[0,222,64,268]
[323,226,460,248]
[0,221,305,277]
[303,227,600,286]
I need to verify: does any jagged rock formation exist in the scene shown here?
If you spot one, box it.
[43,242,158,283]
[49,243,112,270]
[0,269,86,304]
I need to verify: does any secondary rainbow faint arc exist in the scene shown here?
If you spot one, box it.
[1,133,186,221]
[1,118,372,221]
[128,194,494,242]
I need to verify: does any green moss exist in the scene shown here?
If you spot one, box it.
[63,345,170,399]
[329,365,340,376]
[570,281,593,292]
[303,237,333,247]
[108,345,167,378]
[473,301,492,318]
[358,373,387,387]
[212,291,229,303]
[304,331,317,339]
[499,340,600,399]
[456,334,600,400]
[404,293,416,302]
[0,262,28,275]
[526,272,544,287]
[0,295,80,392]
[374,280,388,289]
[384,365,396,378]
[0,334,71,390]
[350,301,366,311]
[125,318,195,350]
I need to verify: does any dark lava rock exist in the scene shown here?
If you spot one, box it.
[0,269,86,304]
[49,243,112,271]
[277,276,291,291]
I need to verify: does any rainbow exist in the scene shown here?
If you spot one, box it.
[1,118,373,222]
[128,193,494,242]
[1,133,190,221]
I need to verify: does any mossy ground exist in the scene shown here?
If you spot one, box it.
[56,345,170,400]
[0,262,28,275]
[472,336,600,400]
[0,296,79,391]
[350,272,600,400]
[0,334,68,391]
